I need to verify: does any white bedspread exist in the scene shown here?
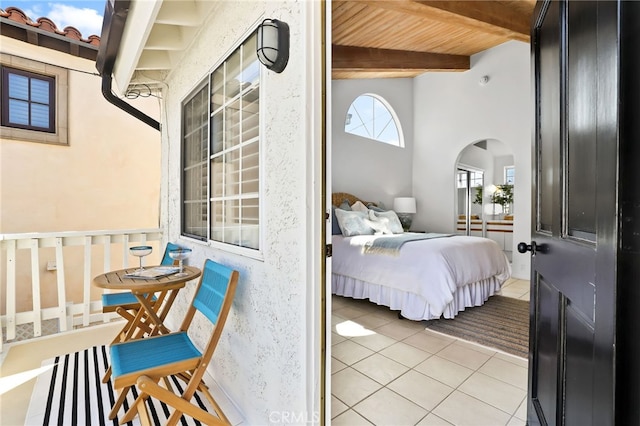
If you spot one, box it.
[332,234,511,318]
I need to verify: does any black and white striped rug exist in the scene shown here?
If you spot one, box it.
[26,345,218,425]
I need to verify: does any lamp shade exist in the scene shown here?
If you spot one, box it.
[256,19,289,73]
[393,197,417,214]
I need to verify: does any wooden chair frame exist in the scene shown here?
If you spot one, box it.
[108,259,239,425]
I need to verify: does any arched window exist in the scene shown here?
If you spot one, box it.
[344,94,403,147]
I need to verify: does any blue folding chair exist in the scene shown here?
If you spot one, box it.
[101,242,180,382]
[108,259,239,425]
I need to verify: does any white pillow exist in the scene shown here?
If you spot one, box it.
[334,209,375,237]
[350,200,369,213]
[370,210,404,234]
[367,210,393,234]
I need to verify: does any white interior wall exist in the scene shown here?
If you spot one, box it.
[412,40,532,278]
[331,78,414,208]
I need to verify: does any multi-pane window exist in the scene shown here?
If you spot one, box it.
[1,66,55,133]
[182,84,209,239]
[504,166,515,184]
[182,33,260,250]
[344,94,403,147]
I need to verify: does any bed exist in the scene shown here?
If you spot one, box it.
[331,193,511,321]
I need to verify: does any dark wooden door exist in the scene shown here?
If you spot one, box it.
[525,1,640,425]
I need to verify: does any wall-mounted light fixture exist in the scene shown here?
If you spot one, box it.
[256,18,290,73]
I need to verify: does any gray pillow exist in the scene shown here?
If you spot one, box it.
[331,205,342,235]
[334,209,375,237]
[339,200,351,211]
[371,210,404,234]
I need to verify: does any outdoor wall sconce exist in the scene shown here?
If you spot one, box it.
[256,18,290,73]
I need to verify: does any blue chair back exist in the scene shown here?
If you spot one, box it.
[193,259,235,324]
[161,242,181,265]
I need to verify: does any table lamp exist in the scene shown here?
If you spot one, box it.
[393,197,417,231]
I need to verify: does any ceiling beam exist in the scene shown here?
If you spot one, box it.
[333,44,469,73]
[364,0,531,42]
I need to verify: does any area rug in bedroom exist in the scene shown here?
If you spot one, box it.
[25,345,220,425]
[425,296,529,358]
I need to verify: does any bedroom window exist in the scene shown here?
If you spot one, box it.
[181,32,261,251]
[504,166,515,184]
[344,94,403,147]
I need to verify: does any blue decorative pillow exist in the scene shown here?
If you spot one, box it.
[367,203,385,212]
[339,200,351,211]
[331,205,342,235]
[334,209,375,237]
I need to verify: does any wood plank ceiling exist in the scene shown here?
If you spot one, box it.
[332,0,537,79]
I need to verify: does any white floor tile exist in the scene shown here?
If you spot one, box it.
[332,409,374,425]
[379,342,432,368]
[435,342,493,370]
[353,387,428,426]
[387,370,454,411]
[458,372,526,415]
[352,353,410,386]
[331,367,382,407]
[332,340,374,366]
[432,390,511,426]
[416,413,454,425]
[478,357,528,390]
[331,395,348,419]
[414,355,474,388]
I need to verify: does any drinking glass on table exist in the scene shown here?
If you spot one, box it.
[130,246,153,272]
[169,248,192,277]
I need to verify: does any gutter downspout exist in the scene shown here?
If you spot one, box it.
[96,0,160,131]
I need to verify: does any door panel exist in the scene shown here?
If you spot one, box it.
[528,1,606,425]
[530,275,560,426]
[564,304,595,426]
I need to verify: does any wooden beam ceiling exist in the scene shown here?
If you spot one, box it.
[333,44,469,72]
[332,0,536,79]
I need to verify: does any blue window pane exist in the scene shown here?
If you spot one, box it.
[31,104,50,128]
[8,74,29,100]
[31,79,50,104]
[8,99,29,125]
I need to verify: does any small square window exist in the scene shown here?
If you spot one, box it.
[2,66,55,133]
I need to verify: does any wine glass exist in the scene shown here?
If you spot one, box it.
[169,248,192,277]
[130,246,153,273]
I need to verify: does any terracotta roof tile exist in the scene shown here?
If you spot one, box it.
[0,6,100,45]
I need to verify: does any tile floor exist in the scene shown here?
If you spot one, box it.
[331,278,531,426]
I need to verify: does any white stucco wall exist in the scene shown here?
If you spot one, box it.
[332,78,414,207]
[157,2,320,423]
[412,40,532,278]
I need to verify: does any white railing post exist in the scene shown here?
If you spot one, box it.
[55,237,67,332]
[5,240,17,342]
[123,234,130,268]
[29,239,42,337]
[0,228,162,349]
[102,235,112,323]
[83,236,92,327]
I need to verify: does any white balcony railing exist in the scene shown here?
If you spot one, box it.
[0,228,163,353]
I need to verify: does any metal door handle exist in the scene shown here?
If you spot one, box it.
[517,241,537,256]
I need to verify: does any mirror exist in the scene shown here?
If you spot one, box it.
[456,168,484,236]
[455,139,514,236]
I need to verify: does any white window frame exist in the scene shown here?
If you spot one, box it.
[344,93,404,147]
[180,29,263,259]
[504,165,515,185]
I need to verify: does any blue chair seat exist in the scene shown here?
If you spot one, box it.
[111,332,200,379]
[102,292,157,309]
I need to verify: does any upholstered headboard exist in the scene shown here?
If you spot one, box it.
[331,192,375,207]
